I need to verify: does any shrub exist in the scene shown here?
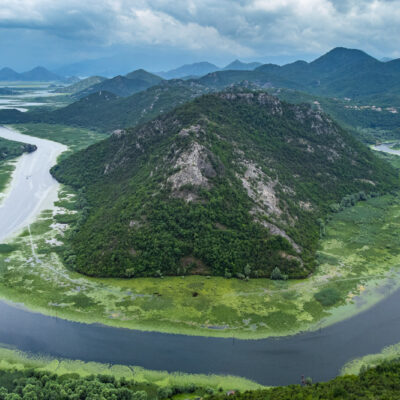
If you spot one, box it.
[314,287,341,307]
[270,267,283,280]
[157,388,173,399]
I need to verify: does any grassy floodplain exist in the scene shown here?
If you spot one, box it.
[1,186,400,338]
[0,345,261,392]
[10,123,109,159]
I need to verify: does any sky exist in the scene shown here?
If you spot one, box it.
[1,0,400,75]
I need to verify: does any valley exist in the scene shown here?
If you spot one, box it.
[1,48,400,392]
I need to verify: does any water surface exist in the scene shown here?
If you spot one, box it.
[0,126,66,241]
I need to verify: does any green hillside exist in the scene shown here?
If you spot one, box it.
[76,70,163,98]
[197,48,400,100]
[0,81,210,132]
[56,76,106,94]
[49,81,209,131]
[51,90,398,278]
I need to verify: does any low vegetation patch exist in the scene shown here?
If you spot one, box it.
[0,346,260,395]
[10,123,109,160]
[314,287,341,307]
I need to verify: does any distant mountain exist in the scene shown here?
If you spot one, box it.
[381,57,394,62]
[51,90,398,278]
[309,47,378,74]
[0,67,21,81]
[0,66,64,82]
[125,69,163,83]
[20,67,63,82]
[159,62,219,79]
[223,59,262,71]
[75,69,163,98]
[195,47,400,99]
[56,76,107,94]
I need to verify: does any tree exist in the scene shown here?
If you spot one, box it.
[244,264,252,278]
[270,267,283,280]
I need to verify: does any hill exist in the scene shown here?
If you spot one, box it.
[223,60,262,70]
[159,62,220,79]
[50,80,209,131]
[51,90,398,278]
[0,67,20,81]
[20,66,63,82]
[56,76,106,94]
[0,66,64,82]
[0,80,210,132]
[125,68,163,84]
[75,69,163,98]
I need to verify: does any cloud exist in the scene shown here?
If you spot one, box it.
[1,0,400,66]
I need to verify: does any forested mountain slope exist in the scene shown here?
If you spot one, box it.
[75,70,163,98]
[52,91,398,278]
[56,76,106,94]
[0,81,210,132]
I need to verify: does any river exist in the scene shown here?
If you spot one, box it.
[373,143,400,156]
[0,129,400,386]
[0,126,66,241]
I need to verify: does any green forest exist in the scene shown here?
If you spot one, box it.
[210,360,400,400]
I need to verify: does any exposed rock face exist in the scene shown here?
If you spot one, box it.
[219,92,283,115]
[168,142,216,200]
[238,161,282,216]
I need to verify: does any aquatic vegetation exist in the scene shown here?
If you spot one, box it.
[341,343,400,376]
[10,123,109,160]
[1,188,400,338]
[0,345,262,392]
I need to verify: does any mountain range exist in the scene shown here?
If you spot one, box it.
[2,47,400,134]
[197,48,400,99]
